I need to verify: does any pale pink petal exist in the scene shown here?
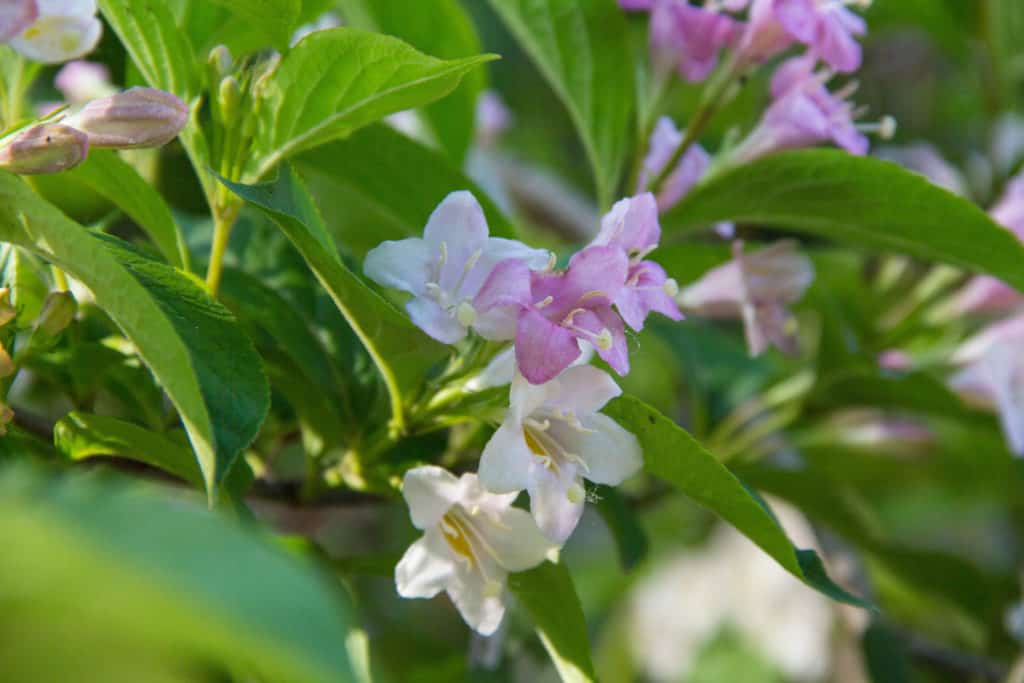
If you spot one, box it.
[363,237,431,295]
[406,297,466,344]
[422,191,489,292]
[0,0,37,42]
[515,307,582,385]
[573,307,630,376]
[9,13,100,63]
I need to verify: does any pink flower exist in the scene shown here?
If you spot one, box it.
[54,59,114,104]
[678,240,814,355]
[731,56,871,163]
[950,316,1024,456]
[591,193,684,330]
[4,0,102,64]
[477,245,630,384]
[649,0,744,82]
[475,90,512,148]
[637,116,710,210]
[736,0,866,73]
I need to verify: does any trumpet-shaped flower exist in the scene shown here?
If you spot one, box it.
[649,0,744,83]
[950,316,1024,456]
[731,56,875,163]
[395,466,554,635]
[592,193,684,330]
[364,191,551,344]
[678,240,814,355]
[477,245,629,384]
[479,366,643,543]
[5,0,101,64]
[637,117,710,211]
[736,0,866,73]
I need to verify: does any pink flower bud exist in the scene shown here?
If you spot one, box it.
[67,87,188,149]
[0,0,38,42]
[0,123,88,174]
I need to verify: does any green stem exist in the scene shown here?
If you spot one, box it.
[205,208,238,297]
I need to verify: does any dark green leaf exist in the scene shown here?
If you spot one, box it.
[206,0,301,50]
[0,172,269,499]
[603,394,871,607]
[219,166,447,432]
[593,485,648,571]
[484,0,635,208]
[509,561,597,683]
[665,151,1024,291]
[862,621,913,683]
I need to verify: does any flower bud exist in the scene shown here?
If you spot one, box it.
[67,87,188,149]
[217,76,242,125]
[0,123,89,175]
[207,44,234,80]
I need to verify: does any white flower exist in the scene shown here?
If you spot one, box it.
[678,240,814,356]
[364,191,551,344]
[395,466,554,635]
[5,0,101,64]
[479,365,643,543]
[950,315,1024,456]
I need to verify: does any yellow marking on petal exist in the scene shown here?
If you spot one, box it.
[524,429,547,456]
[442,513,475,564]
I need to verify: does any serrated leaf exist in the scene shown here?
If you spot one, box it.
[252,27,496,177]
[603,394,871,608]
[484,0,634,208]
[664,151,1024,291]
[509,561,597,683]
[206,0,301,50]
[66,150,190,270]
[296,123,516,257]
[218,165,447,432]
[338,0,485,163]
[0,463,358,682]
[0,172,269,500]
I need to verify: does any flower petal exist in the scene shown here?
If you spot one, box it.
[567,412,643,486]
[544,365,621,417]
[573,307,629,377]
[10,13,100,63]
[447,560,507,636]
[362,237,431,295]
[527,466,585,544]
[406,296,466,344]
[423,191,489,293]
[0,0,37,43]
[515,307,582,385]
[402,465,463,530]
[479,420,535,494]
[395,528,457,598]
[475,506,554,571]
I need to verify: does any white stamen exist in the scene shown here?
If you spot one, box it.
[535,295,554,309]
[457,301,477,327]
[663,278,680,297]
[594,328,613,351]
[567,482,585,504]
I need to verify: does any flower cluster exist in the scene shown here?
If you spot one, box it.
[1,0,101,64]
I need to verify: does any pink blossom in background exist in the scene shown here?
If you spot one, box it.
[736,0,866,72]
[0,0,37,42]
[637,116,710,210]
[475,90,512,148]
[650,0,744,82]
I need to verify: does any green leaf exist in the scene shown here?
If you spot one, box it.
[484,0,634,208]
[509,561,597,683]
[218,166,447,432]
[0,243,48,322]
[252,27,496,177]
[66,151,190,270]
[296,123,516,257]
[53,412,254,495]
[206,0,300,50]
[664,151,1024,291]
[0,172,269,499]
[593,485,648,571]
[603,394,871,607]
[0,463,358,682]
[97,0,200,98]
[338,0,485,163]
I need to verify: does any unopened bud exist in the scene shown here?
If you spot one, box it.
[0,124,89,175]
[67,87,188,149]
[218,76,242,124]
[207,45,234,79]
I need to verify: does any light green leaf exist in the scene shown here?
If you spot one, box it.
[509,561,597,683]
[97,0,200,98]
[66,150,190,270]
[296,123,516,257]
[0,243,48,322]
[0,463,358,682]
[218,166,448,432]
[664,151,1024,291]
[603,394,871,607]
[337,0,486,163]
[0,172,269,499]
[484,0,635,208]
[252,27,496,177]
[206,0,301,50]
